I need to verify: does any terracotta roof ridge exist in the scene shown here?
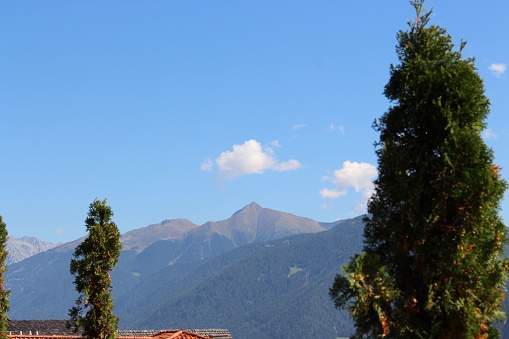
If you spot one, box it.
[165,330,183,339]
[152,330,212,339]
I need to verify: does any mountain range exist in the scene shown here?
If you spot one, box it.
[6,237,60,265]
[6,202,350,337]
[6,202,509,338]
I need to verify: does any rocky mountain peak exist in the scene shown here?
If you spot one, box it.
[232,202,262,216]
[6,236,60,265]
[121,218,198,253]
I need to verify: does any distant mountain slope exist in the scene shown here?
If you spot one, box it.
[115,216,509,339]
[6,237,60,265]
[115,216,364,338]
[6,244,78,319]
[172,202,326,263]
[205,202,325,245]
[5,202,328,320]
[121,218,198,253]
[6,207,509,338]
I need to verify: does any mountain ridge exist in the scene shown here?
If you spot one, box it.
[6,202,331,322]
[6,236,61,265]
[115,216,363,338]
[5,204,509,338]
[121,218,198,253]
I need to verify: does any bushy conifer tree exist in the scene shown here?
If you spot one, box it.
[330,1,508,338]
[0,216,9,339]
[70,199,121,339]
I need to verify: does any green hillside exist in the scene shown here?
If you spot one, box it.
[7,210,509,338]
[115,216,365,338]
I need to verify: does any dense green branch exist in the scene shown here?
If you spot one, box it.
[69,199,121,339]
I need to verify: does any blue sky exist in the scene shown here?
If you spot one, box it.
[1,1,508,243]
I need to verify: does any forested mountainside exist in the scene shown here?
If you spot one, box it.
[6,203,509,338]
[6,203,328,319]
[115,216,364,338]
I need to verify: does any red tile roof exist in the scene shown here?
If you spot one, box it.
[153,330,211,339]
[8,331,210,339]
[7,321,232,339]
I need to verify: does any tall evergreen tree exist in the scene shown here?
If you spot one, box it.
[70,199,121,339]
[0,216,9,339]
[330,1,508,338]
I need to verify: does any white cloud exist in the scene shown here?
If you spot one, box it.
[55,228,64,236]
[489,63,507,77]
[350,202,369,217]
[329,124,345,135]
[201,158,214,171]
[482,128,497,140]
[331,161,378,199]
[320,161,378,214]
[319,188,347,199]
[211,139,301,178]
[270,140,281,148]
[292,124,306,131]
[320,174,331,181]
[273,159,301,172]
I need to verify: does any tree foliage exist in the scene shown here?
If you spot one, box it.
[330,1,508,338]
[0,216,9,339]
[70,199,122,339]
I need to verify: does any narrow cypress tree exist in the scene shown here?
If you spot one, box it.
[70,199,122,339]
[330,1,508,338]
[0,216,9,339]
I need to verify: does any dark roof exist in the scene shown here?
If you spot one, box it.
[8,321,232,339]
[187,330,232,339]
[117,330,161,337]
[7,320,80,336]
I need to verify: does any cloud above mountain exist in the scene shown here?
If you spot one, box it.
[202,139,301,178]
[292,123,306,130]
[320,161,377,214]
[329,124,345,135]
[489,63,507,77]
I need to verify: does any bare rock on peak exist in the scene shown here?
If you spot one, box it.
[121,218,198,253]
[6,236,60,265]
[199,202,326,247]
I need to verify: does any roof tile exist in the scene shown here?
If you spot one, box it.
[7,321,232,339]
